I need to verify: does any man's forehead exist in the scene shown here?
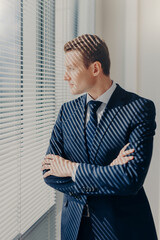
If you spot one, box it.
[64,50,83,65]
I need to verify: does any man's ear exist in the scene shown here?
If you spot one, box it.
[91,61,102,76]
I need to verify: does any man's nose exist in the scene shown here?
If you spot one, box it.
[64,71,71,81]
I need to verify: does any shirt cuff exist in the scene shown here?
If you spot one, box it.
[71,163,79,182]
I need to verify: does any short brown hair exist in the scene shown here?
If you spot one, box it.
[64,34,111,76]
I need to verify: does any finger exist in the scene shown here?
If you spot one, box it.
[45,154,56,158]
[43,171,51,178]
[42,160,51,166]
[123,148,135,156]
[125,156,134,161]
[119,143,130,156]
[121,142,130,151]
[42,159,51,165]
[110,154,134,166]
[45,157,55,162]
[45,154,53,158]
[118,155,134,164]
[41,165,50,171]
[44,155,55,161]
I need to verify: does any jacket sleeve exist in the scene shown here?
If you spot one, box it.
[42,104,78,195]
[72,100,157,196]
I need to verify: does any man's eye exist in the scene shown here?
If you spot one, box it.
[67,66,75,70]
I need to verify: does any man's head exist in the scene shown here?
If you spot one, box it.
[64,34,111,95]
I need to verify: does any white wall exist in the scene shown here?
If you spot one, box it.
[96,0,126,85]
[96,0,160,237]
[138,2,160,237]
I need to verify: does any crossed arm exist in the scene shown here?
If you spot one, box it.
[42,100,156,196]
[41,143,134,178]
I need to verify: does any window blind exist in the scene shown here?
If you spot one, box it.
[0,0,56,239]
[0,1,22,239]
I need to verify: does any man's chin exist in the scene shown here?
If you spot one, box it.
[70,89,84,95]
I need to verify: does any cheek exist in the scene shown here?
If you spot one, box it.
[72,69,91,85]
[70,71,80,79]
[81,72,93,85]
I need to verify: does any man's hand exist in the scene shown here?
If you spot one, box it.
[41,155,77,178]
[110,143,134,166]
[42,143,134,178]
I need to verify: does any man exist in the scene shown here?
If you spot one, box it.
[41,34,158,240]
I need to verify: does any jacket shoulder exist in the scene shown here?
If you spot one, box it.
[63,94,85,106]
[59,94,86,121]
[119,84,155,109]
[120,86,156,118]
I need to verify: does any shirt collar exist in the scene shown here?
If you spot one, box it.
[86,80,117,105]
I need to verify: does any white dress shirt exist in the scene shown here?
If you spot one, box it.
[85,80,117,126]
[72,80,117,181]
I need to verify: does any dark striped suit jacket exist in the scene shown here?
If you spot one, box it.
[43,83,158,240]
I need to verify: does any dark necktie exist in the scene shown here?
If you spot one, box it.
[86,100,102,157]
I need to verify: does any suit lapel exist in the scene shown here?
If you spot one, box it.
[89,84,127,163]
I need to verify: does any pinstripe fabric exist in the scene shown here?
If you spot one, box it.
[43,83,158,240]
[86,101,102,158]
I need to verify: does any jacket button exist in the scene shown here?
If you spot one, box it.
[85,187,89,192]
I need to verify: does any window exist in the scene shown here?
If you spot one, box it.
[0,0,95,239]
[0,0,56,239]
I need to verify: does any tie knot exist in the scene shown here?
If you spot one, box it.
[88,100,102,114]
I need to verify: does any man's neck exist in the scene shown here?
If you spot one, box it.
[87,76,112,100]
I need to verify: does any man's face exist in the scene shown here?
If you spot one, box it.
[64,50,95,95]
